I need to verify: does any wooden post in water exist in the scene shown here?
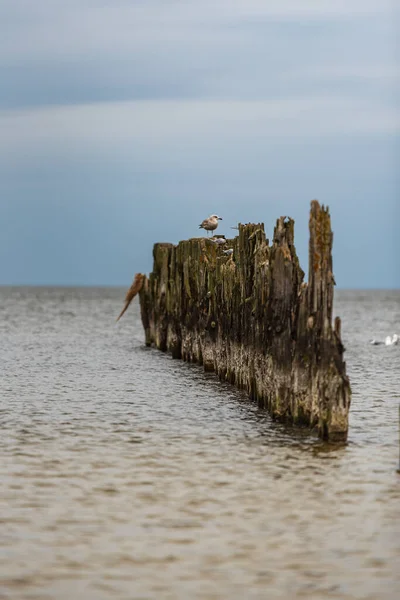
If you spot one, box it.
[138,200,351,442]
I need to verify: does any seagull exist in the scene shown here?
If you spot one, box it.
[385,334,399,346]
[211,237,227,246]
[223,248,233,256]
[199,214,222,236]
[370,334,399,346]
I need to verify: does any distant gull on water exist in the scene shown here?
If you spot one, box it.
[199,214,222,236]
[385,334,399,346]
[369,334,398,346]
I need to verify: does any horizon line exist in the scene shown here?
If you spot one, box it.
[0,284,399,292]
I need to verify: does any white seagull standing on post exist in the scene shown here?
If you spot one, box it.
[199,214,223,236]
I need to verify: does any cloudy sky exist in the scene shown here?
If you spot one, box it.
[0,0,398,287]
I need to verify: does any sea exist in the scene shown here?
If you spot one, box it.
[0,287,399,600]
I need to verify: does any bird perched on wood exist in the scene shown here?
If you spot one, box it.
[199,214,222,236]
[116,273,145,322]
[211,236,227,246]
[223,248,233,256]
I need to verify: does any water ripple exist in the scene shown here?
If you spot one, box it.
[0,287,399,599]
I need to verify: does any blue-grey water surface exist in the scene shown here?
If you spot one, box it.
[0,287,399,600]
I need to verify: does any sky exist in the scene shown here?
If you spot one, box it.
[0,0,399,288]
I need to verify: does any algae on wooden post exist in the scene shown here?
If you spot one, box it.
[139,201,351,442]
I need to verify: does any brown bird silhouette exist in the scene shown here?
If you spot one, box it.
[116,273,145,322]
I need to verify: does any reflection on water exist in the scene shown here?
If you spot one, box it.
[0,287,399,599]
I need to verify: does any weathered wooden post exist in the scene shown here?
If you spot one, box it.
[138,200,351,441]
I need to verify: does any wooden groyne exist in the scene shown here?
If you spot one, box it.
[138,201,351,442]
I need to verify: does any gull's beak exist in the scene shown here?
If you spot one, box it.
[218,217,223,220]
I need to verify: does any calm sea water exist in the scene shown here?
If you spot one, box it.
[0,287,399,600]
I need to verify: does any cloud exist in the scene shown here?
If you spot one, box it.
[0,0,397,108]
[0,96,398,166]
[2,0,395,65]
[0,0,398,287]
